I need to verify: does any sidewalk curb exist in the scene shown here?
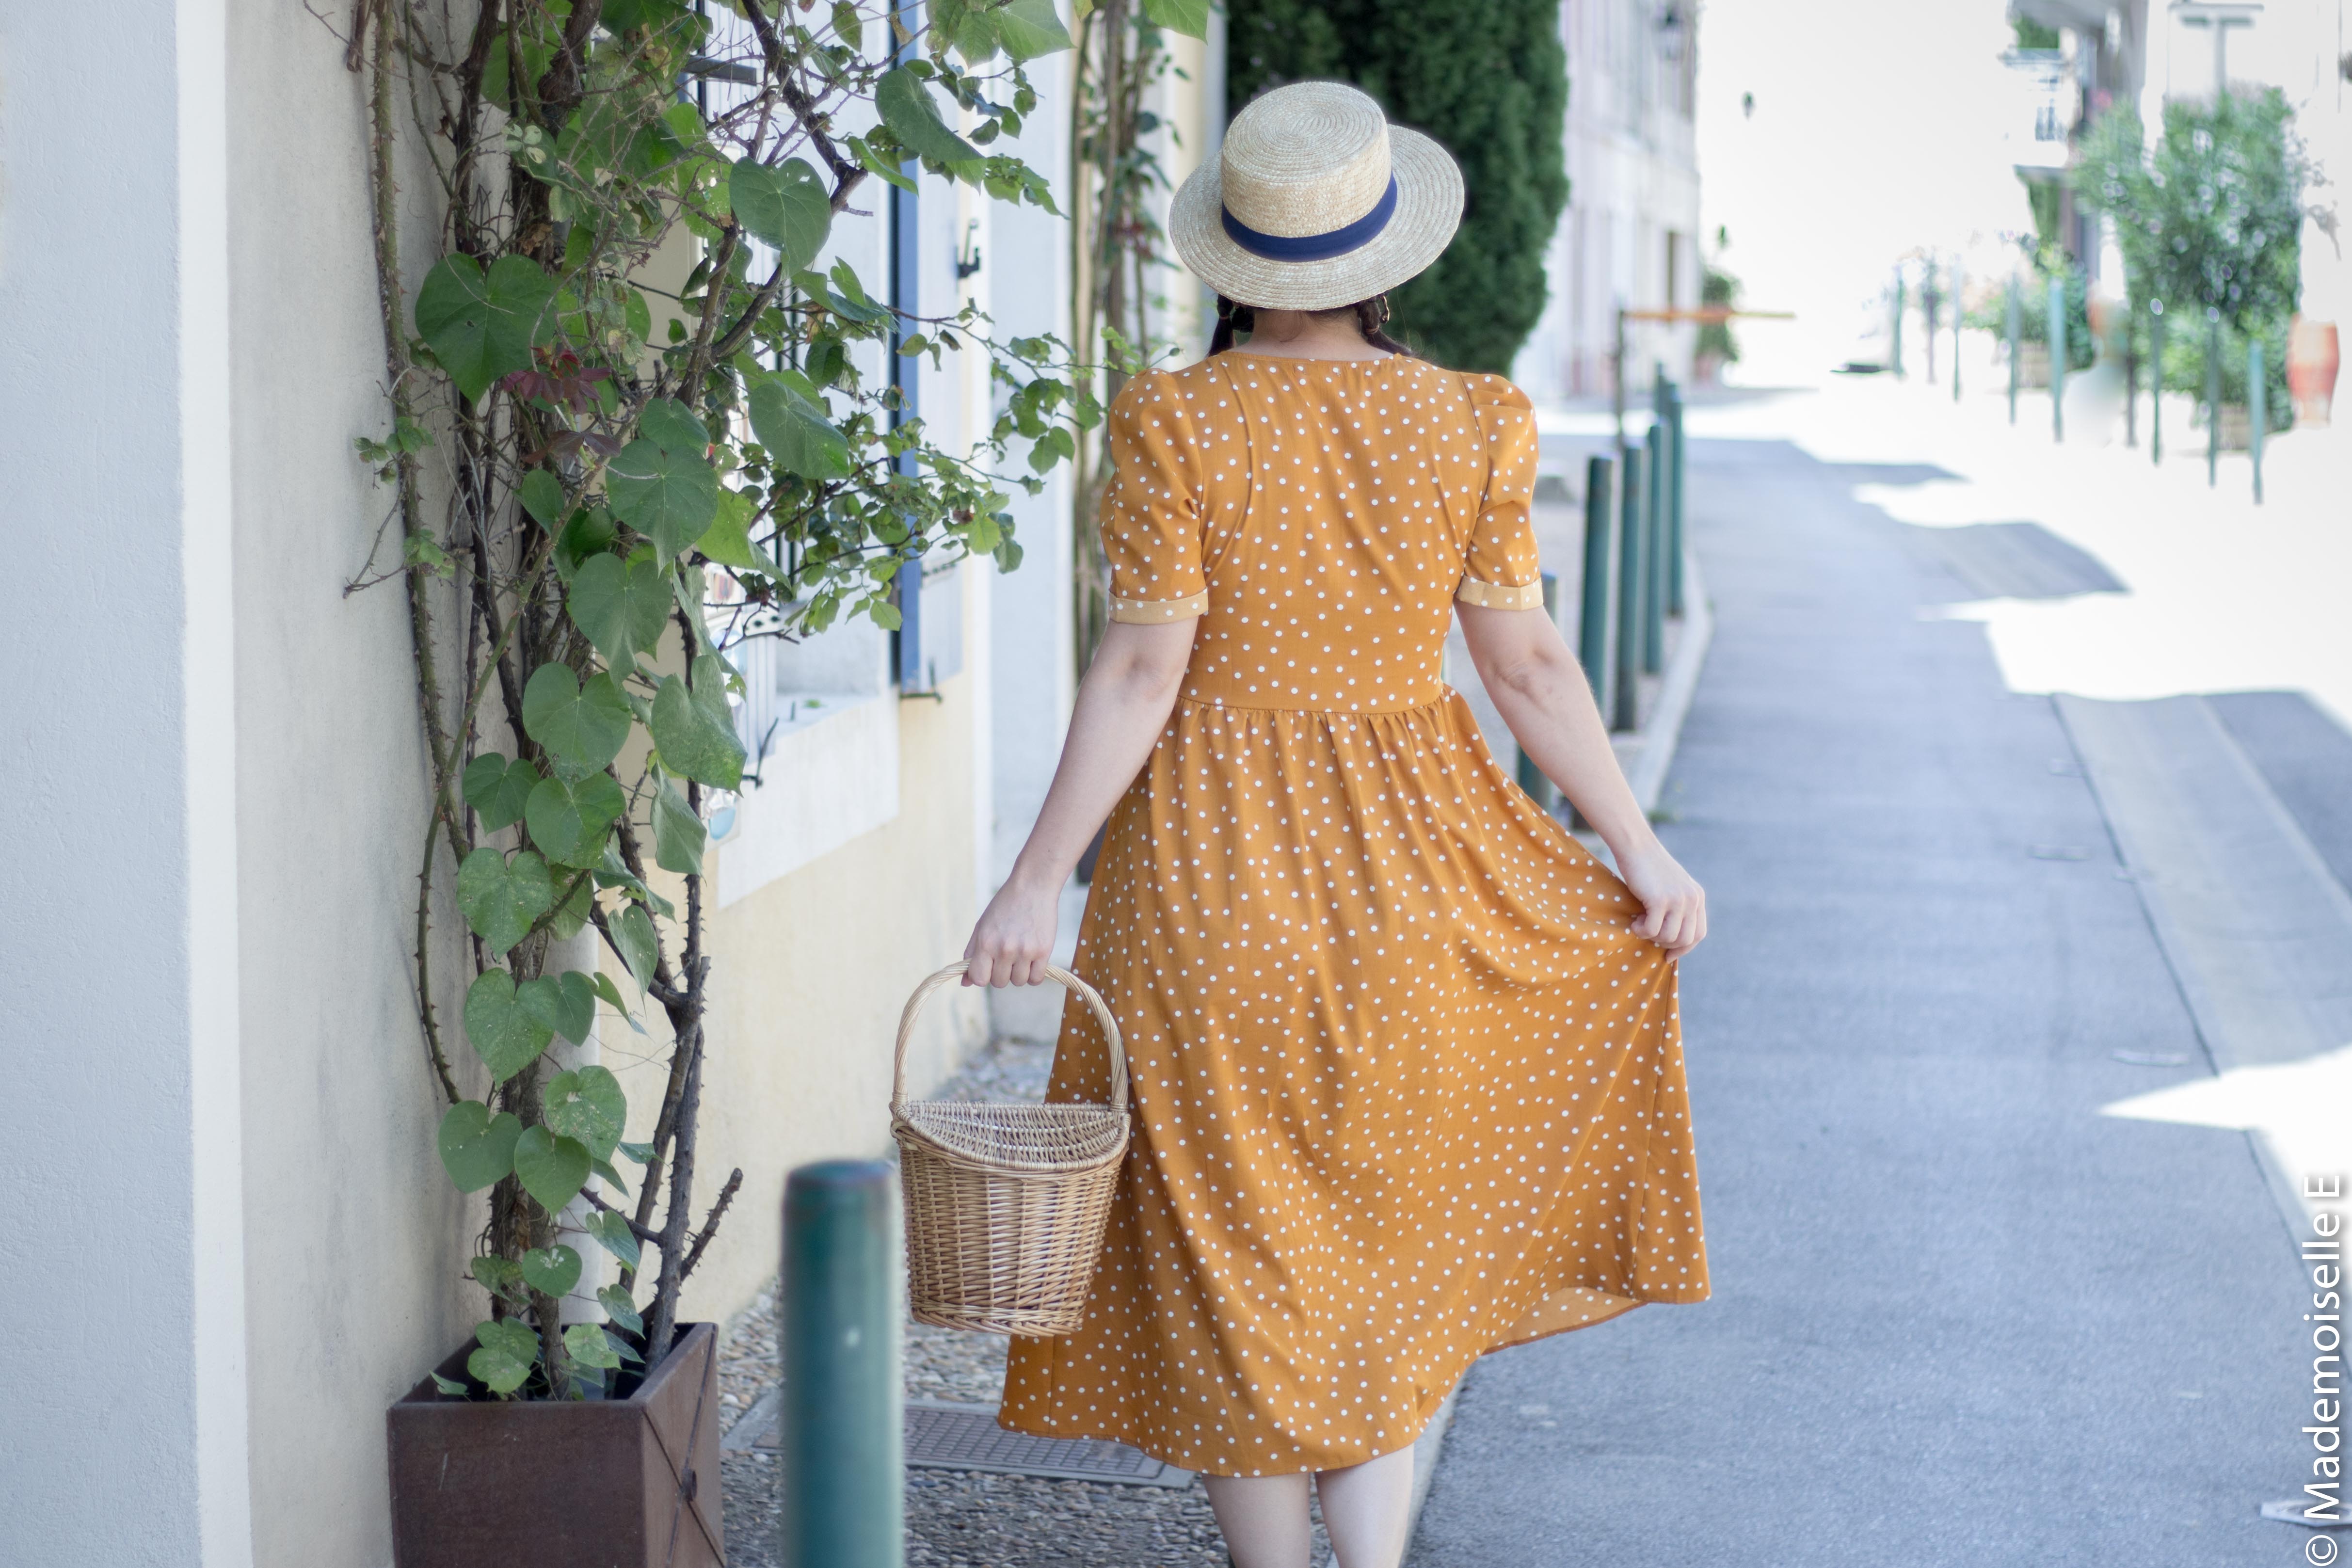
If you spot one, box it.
[1616,543,1715,820]
[2056,692,2352,1240]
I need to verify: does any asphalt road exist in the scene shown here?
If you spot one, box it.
[1408,431,2316,1566]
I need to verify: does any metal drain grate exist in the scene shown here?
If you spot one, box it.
[724,1394,1193,1488]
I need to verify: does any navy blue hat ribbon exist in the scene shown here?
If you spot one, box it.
[1220,176,1399,263]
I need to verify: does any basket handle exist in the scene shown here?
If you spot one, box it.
[889,961,1129,1118]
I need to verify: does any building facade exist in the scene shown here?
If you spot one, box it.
[1515,0,1705,401]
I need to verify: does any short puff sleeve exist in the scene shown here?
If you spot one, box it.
[1099,372,1209,623]
[1454,374,1544,610]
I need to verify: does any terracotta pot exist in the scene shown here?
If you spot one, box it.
[387,1321,725,1568]
[2286,317,2339,427]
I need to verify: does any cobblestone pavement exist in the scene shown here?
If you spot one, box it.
[713,1029,1321,1567]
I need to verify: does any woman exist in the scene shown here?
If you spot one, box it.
[964,81,1712,1568]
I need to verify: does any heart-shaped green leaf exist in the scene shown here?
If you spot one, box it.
[875,65,982,167]
[544,1065,628,1160]
[524,771,626,866]
[934,0,1001,62]
[597,1283,644,1334]
[650,671,745,789]
[748,378,851,481]
[512,1125,592,1214]
[589,970,645,1034]
[462,968,556,1082]
[608,437,719,561]
[522,664,632,772]
[636,395,710,457]
[467,1318,541,1395]
[583,1208,642,1269]
[461,753,542,834]
[994,0,1072,59]
[562,1321,626,1371]
[1138,0,1209,39]
[519,1243,582,1298]
[545,873,596,942]
[557,508,620,578]
[470,1254,527,1302]
[652,777,709,876]
[567,550,674,667]
[616,1139,655,1165]
[415,254,558,401]
[611,903,661,993]
[437,1101,524,1192]
[730,156,833,272]
[591,1155,629,1192]
[516,469,568,530]
[517,969,597,1045]
[456,848,554,955]
[692,487,768,570]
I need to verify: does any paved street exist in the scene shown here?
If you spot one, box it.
[1409,400,2329,1564]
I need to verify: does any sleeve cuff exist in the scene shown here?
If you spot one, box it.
[1109,589,1209,623]
[1455,576,1545,610]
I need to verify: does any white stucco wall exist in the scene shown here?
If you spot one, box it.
[0,1,253,1561]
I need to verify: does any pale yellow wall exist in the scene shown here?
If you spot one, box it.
[224,10,478,1568]
[602,671,992,1327]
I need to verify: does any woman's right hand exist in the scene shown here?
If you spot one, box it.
[963,873,1062,987]
[1615,840,1708,960]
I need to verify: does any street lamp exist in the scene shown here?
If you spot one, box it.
[2171,1,2262,99]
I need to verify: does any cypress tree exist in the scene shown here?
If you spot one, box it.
[1226,0,1568,373]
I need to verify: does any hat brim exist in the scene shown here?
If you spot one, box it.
[1169,125,1465,313]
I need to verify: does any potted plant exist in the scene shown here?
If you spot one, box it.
[343,0,1090,1559]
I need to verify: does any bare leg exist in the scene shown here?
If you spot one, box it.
[1314,1444,1417,1568]
[1201,1472,1315,1568]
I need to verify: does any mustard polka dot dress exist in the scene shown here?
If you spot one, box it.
[997,352,1711,1477]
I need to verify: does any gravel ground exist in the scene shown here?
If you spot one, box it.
[713,1030,1323,1568]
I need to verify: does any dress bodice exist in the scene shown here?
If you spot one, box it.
[1098,352,1544,714]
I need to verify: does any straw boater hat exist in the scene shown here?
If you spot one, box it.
[1170,81,1465,313]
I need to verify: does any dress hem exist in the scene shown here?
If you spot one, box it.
[995,1286,1711,1477]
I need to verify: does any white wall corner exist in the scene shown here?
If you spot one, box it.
[179,0,255,1560]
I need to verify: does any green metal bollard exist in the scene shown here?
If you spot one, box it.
[1665,384,1687,617]
[2005,276,2021,425]
[1579,454,1615,713]
[2250,337,2266,505]
[2150,304,2166,463]
[1951,258,1964,402]
[1641,422,1666,676]
[2048,270,2066,443]
[1515,571,1562,811]
[2206,315,2222,488]
[780,1160,902,1568]
[1892,270,1905,379]
[1613,443,1646,731]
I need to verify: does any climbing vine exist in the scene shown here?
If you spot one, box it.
[344,0,1088,1401]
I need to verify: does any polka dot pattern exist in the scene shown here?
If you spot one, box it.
[999,353,1711,1478]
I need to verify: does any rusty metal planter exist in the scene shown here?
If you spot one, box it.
[387,1321,724,1568]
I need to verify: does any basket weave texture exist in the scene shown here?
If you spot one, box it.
[890,961,1130,1337]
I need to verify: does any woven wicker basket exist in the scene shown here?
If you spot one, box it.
[890,960,1131,1337]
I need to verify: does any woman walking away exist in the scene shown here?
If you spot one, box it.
[964,80,1712,1568]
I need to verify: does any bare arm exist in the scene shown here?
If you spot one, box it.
[963,617,1199,986]
[1457,602,1707,958]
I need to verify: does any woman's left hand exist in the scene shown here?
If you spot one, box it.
[963,873,1062,987]
[1615,841,1708,960]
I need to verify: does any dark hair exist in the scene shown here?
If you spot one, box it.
[1209,294,1413,357]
